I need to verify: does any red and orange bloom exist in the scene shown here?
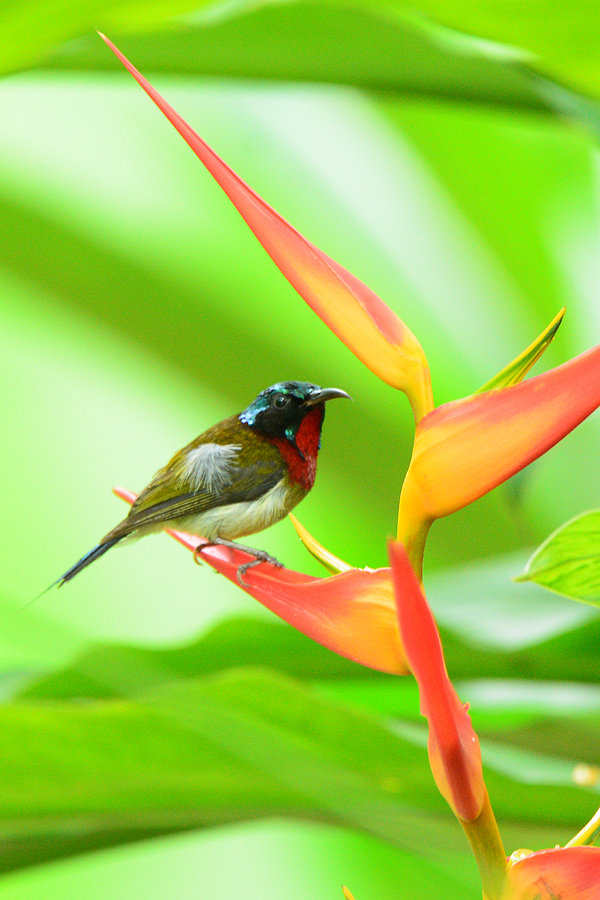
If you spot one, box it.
[103,37,600,899]
[97,34,433,424]
[504,846,600,899]
[398,342,600,574]
[114,487,408,675]
[389,540,507,899]
[389,541,600,900]
[101,31,600,675]
[388,541,485,824]
[100,30,600,590]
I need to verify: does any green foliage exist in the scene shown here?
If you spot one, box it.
[0,666,453,872]
[2,613,599,882]
[518,511,600,606]
[38,3,567,115]
[388,0,600,98]
[0,0,220,75]
[2,1,600,897]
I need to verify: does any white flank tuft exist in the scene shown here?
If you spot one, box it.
[182,443,240,492]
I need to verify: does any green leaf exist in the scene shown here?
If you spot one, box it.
[17,617,372,701]
[40,4,560,116]
[2,666,598,875]
[0,0,223,76]
[0,668,461,873]
[476,308,564,393]
[517,510,600,606]
[0,823,481,900]
[389,0,600,100]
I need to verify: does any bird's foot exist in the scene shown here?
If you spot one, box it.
[192,544,206,566]
[193,538,283,585]
[236,550,283,586]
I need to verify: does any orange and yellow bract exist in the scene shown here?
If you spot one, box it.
[102,35,600,900]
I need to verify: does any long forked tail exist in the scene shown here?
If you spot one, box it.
[22,534,126,610]
[55,536,122,588]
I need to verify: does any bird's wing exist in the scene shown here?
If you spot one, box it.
[110,437,285,538]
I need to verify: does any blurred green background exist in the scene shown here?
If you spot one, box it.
[1,2,599,898]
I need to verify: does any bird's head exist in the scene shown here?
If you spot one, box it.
[239,382,350,449]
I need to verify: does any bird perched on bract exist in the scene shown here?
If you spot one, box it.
[55,381,350,586]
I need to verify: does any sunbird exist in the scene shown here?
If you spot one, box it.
[56,381,350,585]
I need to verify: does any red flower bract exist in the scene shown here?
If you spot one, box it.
[505,846,600,899]
[114,488,408,675]
[401,343,600,525]
[98,32,433,421]
[388,540,485,822]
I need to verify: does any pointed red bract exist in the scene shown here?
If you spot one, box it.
[99,34,432,416]
[505,847,600,899]
[389,540,484,821]
[114,487,408,675]
[402,344,600,523]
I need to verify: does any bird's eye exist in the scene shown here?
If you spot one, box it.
[273,393,290,410]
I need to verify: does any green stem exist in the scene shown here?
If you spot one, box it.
[461,792,508,900]
[566,805,600,848]
[407,362,434,427]
[396,480,431,581]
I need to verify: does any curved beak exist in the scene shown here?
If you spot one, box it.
[306,387,352,405]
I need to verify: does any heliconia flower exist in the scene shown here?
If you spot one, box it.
[94,38,600,900]
[388,540,509,899]
[388,539,600,900]
[475,308,564,394]
[399,344,600,552]
[98,35,600,579]
[113,488,408,675]
[503,846,600,900]
[98,33,433,423]
[388,540,485,822]
[288,512,352,574]
[98,34,600,574]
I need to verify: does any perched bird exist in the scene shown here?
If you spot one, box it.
[56,381,350,586]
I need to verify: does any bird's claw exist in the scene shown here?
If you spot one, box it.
[236,552,283,586]
[192,541,283,585]
[192,544,206,566]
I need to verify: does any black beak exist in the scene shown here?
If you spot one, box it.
[306,387,352,405]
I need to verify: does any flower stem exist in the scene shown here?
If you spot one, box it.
[396,482,431,581]
[407,361,434,426]
[461,791,508,900]
[566,805,600,848]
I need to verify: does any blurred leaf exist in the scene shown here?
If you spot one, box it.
[41,3,565,117]
[0,0,224,76]
[517,511,600,606]
[428,553,600,671]
[476,308,564,393]
[0,822,481,900]
[17,617,371,701]
[2,666,598,875]
[32,2,600,137]
[0,667,459,873]
[396,0,600,100]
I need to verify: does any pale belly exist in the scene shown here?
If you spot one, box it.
[174,477,307,541]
